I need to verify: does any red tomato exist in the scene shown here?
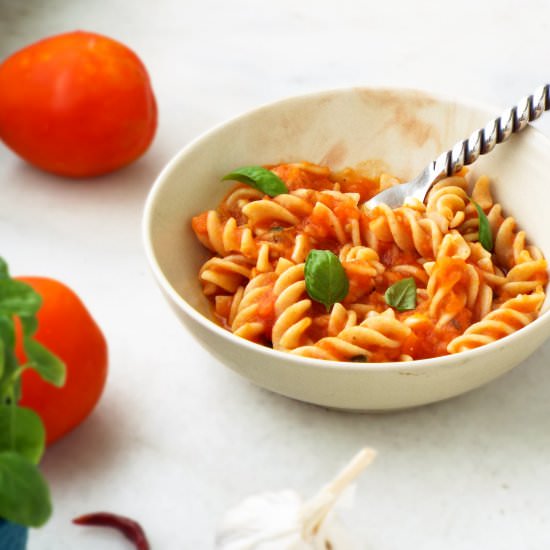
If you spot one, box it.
[0,31,157,177]
[16,277,108,445]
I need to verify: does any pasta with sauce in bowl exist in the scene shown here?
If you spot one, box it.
[191,162,548,363]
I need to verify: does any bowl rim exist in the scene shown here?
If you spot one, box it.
[143,85,550,374]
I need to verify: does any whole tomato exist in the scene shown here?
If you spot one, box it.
[15,277,108,445]
[0,31,157,177]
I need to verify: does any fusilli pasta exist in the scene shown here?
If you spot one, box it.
[191,162,547,362]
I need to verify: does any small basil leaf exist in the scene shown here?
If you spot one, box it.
[350,354,369,363]
[0,279,42,317]
[305,250,349,311]
[384,277,417,311]
[0,405,45,464]
[23,337,66,387]
[471,200,493,252]
[222,166,288,197]
[0,451,52,527]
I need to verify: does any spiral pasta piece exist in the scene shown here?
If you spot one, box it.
[200,254,254,295]
[426,176,469,231]
[447,288,545,353]
[425,256,480,326]
[339,244,385,301]
[271,262,312,350]
[231,272,277,342]
[291,309,411,361]
[224,186,264,212]
[367,204,443,259]
[327,303,358,336]
[501,241,547,297]
[199,211,258,257]
[306,191,362,246]
[242,192,313,227]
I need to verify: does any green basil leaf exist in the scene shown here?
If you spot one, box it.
[20,314,38,337]
[0,258,9,279]
[0,314,15,350]
[350,354,369,363]
[222,166,288,197]
[472,200,493,252]
[0,279,42,317]
[23,337,66,387]
[0,405,45,464]
[12,376,22,403]
[305,250,349,311]
[0,451,52,527]
[0,355,19,403]
[384,277,417,311]
[0,316,17,391]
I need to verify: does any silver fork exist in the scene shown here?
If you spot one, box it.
[365,84,550,210]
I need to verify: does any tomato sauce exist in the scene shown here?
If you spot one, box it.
[194,161,548,362]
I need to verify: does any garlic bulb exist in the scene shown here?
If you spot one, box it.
[215,448,376,550]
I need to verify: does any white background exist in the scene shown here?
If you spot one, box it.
[1,1,550,548]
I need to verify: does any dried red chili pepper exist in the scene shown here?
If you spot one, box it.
[73,512,150,550]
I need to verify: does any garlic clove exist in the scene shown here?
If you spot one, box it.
[215,448,376,550]
[215,490,307,550]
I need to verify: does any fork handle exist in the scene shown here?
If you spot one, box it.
[433,84,550,177]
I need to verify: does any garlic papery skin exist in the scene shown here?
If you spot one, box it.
[215,448,376,550]
[215,490,312,550]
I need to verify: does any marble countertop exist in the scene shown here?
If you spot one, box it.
[1,1,550,548]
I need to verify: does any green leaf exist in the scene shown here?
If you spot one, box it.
[305,250,349,311]
[0,258,9,279]
[0,315,17,393]
[0,405,45,464]
[0,314,15,350]
[222,166,288,197]
[471,200,494,252]
[0,356,21,404]
[23,337,66,387]
[19,314,38,337]
[0,355,19,403]
[0,279,42,317]
[0,451,52,527]
[350,354,369,363]
[384,277,417,311]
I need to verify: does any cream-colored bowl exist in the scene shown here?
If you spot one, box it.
[143,87,550,411]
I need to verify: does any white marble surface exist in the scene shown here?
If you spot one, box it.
[1,0,550,548]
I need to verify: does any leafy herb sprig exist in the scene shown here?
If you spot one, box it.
[222,166,288,197]
[0,259,65,527]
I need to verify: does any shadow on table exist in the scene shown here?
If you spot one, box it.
[211,339,550,465]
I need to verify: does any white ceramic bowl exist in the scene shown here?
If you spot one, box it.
[143,87,550,411]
